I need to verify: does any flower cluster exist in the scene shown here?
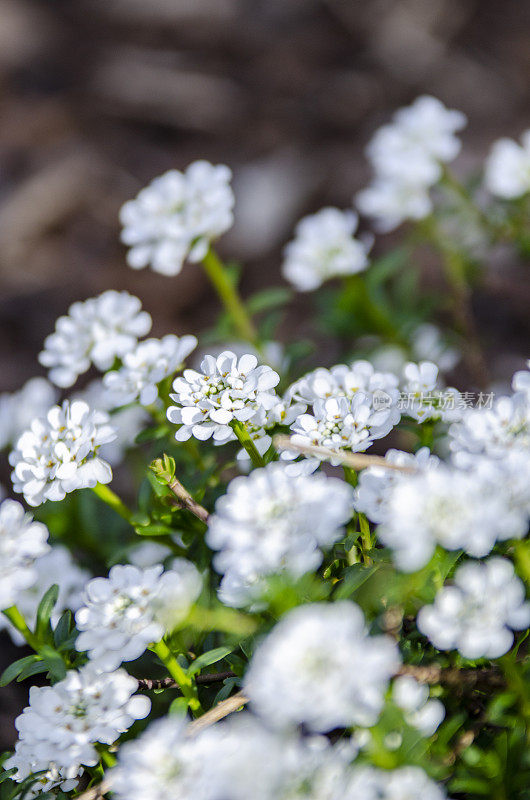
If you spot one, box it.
[5,665,150,792]
[282,207,370,291]
[9,400,116,506]
[103,334,198,407]
[120,161,234,276]
[392,675,445,737]
[418,558,530,658]
[0,499,50,611]
[75,561,202,670]
[39,290,152,388]
[356,95,466,231]
[485,130,530,199]
[244,602,400,731]
[207,463,354,607]
[167,350,280,444]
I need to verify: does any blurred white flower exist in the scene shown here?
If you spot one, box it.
[356,177,433,232]
[0,499,50,611]
[9,400,116,507]
[400,361,462,423]
[485,131,530,199]
[347,765,452,800]
[513,359,530,396]
[39,290,152,388]
[104,334,198,407]
[120,162,234,276]
[418,558,530,658]
[0,377,58,451]
[282,207,369,291]
[392,675,445,736]
[245,602,400,732]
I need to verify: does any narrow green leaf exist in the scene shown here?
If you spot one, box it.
[189,646,233,676]
[0,656,38,687]
[35,584,59,642]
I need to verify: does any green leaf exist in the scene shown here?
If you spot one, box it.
[169,697,189,716]
[38,646,67,682]
[35,584,59,642]
[135,425,170,444]
[189,646,234,676]
[53,611,72,649]
[135,523,176,537]
[333,564,379,600]
[0,656,39,687]
[16,661,49,683]
[0,770,16,786]
[246,287,292,314]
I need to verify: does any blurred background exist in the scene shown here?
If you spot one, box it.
[1,0,530,743]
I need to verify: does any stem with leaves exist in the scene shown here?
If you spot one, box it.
[151,639,202,716]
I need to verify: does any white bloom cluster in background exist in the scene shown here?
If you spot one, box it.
[103,334,198,407]
[6,665,150,792]
[75,561,201,670]
[282,207,370,291]
[392,675,445,737]
[399,360,462,423]
[167,351,280,444]
[0,378,58,451]
[0,545,89,645]
[110,712,452,800]
[39,290,152,388]
[485,130,530,199]
[356,95,466,231]
[207,463,354,607]
[120,161,234,276]
[418,558,530,658]
[244,602,400,731]
[9,400,116,506]
[0,499,50,611]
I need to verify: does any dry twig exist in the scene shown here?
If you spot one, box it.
[273,435,417,472]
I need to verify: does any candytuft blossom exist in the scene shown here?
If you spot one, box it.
[244,602,400,731]
[167,350,280,444]
[103,334,198,407]
[207,463,354,607]
[9,400,117,507]
[485,131,530,199]
[392,675,445,737]
[39,290,152,388]
[75,561,201,671]
[418,558,530,658]
[282,207,370,291]
[120,161,234,276]
[0,499,50,611]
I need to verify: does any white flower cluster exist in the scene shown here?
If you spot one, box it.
[284,360,400,465]
[356,95,466,231]
[485,130,530,199]
[0,377,58,450]
[0,545,89,645]
[6,664,150,793]
[120,161,234,276]
[110,712,451,800]
[167,351,280,446]
[282,207,370,291]
[103,334,198,407]
[392,675,445,737]
[244,602,400,732]
[418,558,530,659]
[75,561,202,671]
[39,290,152,388]
[399,360,461,423]
[9,400,116,507]
[0,499,50,611]
[207,463,354,607]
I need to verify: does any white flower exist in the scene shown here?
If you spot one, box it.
[39,290,152,388]
[75,561,201,671]
[104,334,198,407]
[207,463,354,607]
[513,359,530,396]
[9,400,116,507]
[449,391,530,465]
[392,676,445,737]
[411,323,460,373]
[128,541,173,568]
[282,207,369,291]
[418,558,530,659]
[3,743,81,799]
[0,545,89,645]
[400,361,462,422]
[378,462,520,571]
[0,499,50,611]
[354,447,439,524]
[120,162,234,276]
[356,177,433,232]
[6,664,150,783]
[347,765,452,800]
[244,602,400,732]
[74,379,150,466]
[167,351,280,444]
[0,378,58,450]
[485,131,530,199]
[390,96,466,167]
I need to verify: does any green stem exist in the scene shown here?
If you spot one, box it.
[343,466,358,487]
[231,421,266,468]
[151,640,202,716]
[99,749,117,769]
[2,606,40,651]
[91,483,133,524]
[201,247,260,348]
[358,512,373,566]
